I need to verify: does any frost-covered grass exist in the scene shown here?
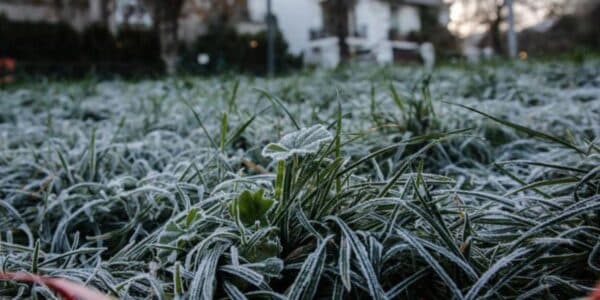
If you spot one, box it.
[1,60,599,299]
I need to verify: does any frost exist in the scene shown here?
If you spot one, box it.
[262,125,333,161]
[0,60,599,299]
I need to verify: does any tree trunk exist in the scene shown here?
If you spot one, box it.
[335,2,351,60]
[490,4,504,55]
[101,0,110,23]
[154,0,183,75]
[53,0,68,22]
[323,0,354,62]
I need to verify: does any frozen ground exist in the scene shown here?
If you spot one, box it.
[0,60,599,299]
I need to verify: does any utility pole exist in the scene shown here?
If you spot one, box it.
[506,0,518,58]
[266,0,275,76]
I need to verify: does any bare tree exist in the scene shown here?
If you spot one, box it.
[452,0,568,55]
[321,0,357,61]
[52,0,72,22]
[99,0,112,23]
[145,0,184,74]
[134,0,184,74]
[452,0,506,54]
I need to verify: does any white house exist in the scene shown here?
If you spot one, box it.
[244,0,447,67]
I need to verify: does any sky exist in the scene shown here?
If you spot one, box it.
[445,0,565,37]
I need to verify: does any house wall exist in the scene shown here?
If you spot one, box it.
[245,0,439,61]
[394,5,421,35]
[437,5,450,26]
[355,0,391,49]
[353,1,427,64]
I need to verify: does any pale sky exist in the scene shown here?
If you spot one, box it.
[445,0,560,37]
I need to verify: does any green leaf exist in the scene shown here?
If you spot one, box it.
[389,84,405,111]
[229,189,275,226]
[327,216,387,300]
[190,244,228,300]
[31,239,40,274]
[504,177,580,196]
[255,88,301,130]
[447,102,585,154]
[464,248,531,300]
[395,228,464,300]
[262,125,333,161]
[157,208,205,258]
[339,235,352,291]
[224,281,247,300]
[385,268,429,299]
[219,265,265,287]
[174,261,183,298]
[287,235,333,300]
[220,112,228,152]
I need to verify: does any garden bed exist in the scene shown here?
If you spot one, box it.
[0,60,599,299]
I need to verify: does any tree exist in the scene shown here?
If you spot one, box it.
[51,0,78,23]
[141,0,184,74]
[452,0,506,54]
[321,0,357,61]
[190,0,249,26]
[141,0,248,74]
[450,0,568,55]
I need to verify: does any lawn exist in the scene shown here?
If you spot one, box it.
[1,60,599,299]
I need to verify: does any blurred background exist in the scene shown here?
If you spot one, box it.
[0,0,598,79]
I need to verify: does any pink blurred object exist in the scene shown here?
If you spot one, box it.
[0,57,15,71]
[0,272,112,300]
[589,281,600,300]
[0,57,15,84]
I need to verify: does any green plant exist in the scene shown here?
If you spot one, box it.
[0,60,598,299]
[229,189,274,226]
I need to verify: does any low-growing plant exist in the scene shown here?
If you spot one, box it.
[0,60,598,299]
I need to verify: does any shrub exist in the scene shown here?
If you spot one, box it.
[0,15,162,76]
[0,15,80,62]
[180,25,301,75]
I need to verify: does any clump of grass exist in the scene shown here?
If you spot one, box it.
[0,60,599,299]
